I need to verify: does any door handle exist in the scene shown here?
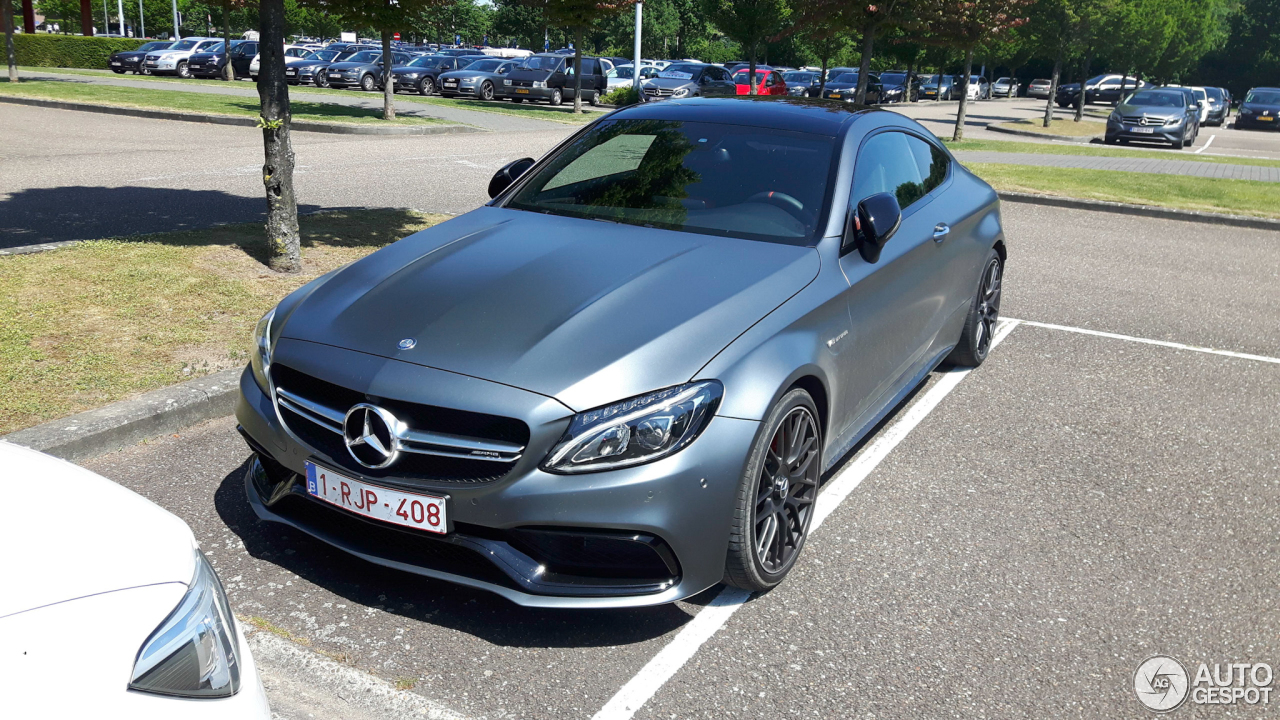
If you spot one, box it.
[933,223,950,241]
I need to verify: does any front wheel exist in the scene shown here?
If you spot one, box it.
[480,80,494,101]
[946,250,1003,367]
[724,389,822,593]
[360,74,376,92]
[315,73,329,88]
[418,76,435,96]
[176,61,190,79]
[548,88,563,106]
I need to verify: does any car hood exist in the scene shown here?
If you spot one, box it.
[329,61,374,71]
[1116,103,1184,118]
[1058,83,1081,92]
[0,443,195,618]
[277,207,820,411]
[1243,102,1280,113]
[824,82,858,91]
[644,77,695,90]
[440,69,492,80]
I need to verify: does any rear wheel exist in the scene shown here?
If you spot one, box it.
[480,80,494,101]
[946,249,1003,368]
[725,389,821,593]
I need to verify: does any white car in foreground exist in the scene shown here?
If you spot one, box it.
[0,443,270,718]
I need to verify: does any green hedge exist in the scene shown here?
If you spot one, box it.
[15,34,149,69]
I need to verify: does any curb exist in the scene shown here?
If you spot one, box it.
[998,191,1280,231]
[988,122,1100,143]
[1,368,243,462]
[0,95,484,135]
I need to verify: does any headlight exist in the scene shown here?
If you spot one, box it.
[503,78,511,85]
[1109,110,1121,122]
[1241,108,1253,115]
[402,72,419,78]
[1165,117,1182,125]
[129,550,241,698]
[788,86,804,95]
[672,86,689,98]
[532,80,546,88]
[250,308,274,392]
[541,381,722,474]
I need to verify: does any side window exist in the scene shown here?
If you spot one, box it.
[851,131,928,211]
[904,134,949,196]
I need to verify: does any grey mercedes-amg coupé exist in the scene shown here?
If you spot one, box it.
[237,97,1007,607]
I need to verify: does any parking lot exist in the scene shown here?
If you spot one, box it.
[75,195,1279,718]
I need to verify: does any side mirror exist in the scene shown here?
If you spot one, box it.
[488,157,535,199]
[842,192,902,263]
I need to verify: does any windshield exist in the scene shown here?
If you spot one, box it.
[202,42,225,53]
[285,47,309,57]
[466,59,504,72]
[1192,88,1207,100]
[521,55,563,71]
[879,72,907,85]
[169,40,198,51]
[783,72,816,82]
[1205,87,1224,101]
[734,70,771,82]
[346,51,380,63]
[409,55,447,67]
[1087,74,1108,85]
[507,119,836,246]
[831,72,859,83]
[1246,90,1280,104]
[139,42,170,51]
[1125,91,1186,107]
[661,63,703,77]
[613,66,634,78]
[922,74,948,85]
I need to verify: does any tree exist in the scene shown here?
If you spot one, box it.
[523,0,633,113]
[701,0,787,95]
[257,0,301,272]
[1198,0,1280,97]
[917,0,1034,140]
[796,24,850,96]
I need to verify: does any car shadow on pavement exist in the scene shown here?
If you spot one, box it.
[212,458,696,649]
[0,185,324,249]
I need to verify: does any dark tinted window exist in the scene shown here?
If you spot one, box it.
[852,131,938,210]
[1246,90,1280,104]
[1205,87,1224,101]
[906,135,948,196]
[508,119,837,245]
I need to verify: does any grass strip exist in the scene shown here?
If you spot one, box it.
[0,78,450,125]
[969,163,1280,219]
[994,118,1107,137]
[945,138,1280,169]
[0,209,447,434]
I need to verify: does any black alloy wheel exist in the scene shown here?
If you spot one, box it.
[480,80,494,100]
[947,249,1003,367]
[316,72,329,88]
[725,389,822,592]
[419,76,435,96]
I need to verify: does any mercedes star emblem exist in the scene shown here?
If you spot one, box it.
[343,403,401,469]
[398,338,416,350]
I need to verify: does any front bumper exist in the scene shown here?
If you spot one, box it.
[235,349,757,608]
[1107,119,1185,142]
[1236,114,1279,129]
[439,81,481,96]
[507,86,558,100]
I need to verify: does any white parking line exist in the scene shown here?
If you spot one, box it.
[1194,134,1216,153]
[1008,319,1280,364]
[590,319,1021,720]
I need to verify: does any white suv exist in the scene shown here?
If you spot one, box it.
[143,37,222,77]
[248,45,311,80]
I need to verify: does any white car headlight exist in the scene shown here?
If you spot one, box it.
[402,72,419,79]
[532,80,547,88]
[250,308,274,392]
[1109,110,1121,121]
[129,550,241,698]
[672,86,690,98]
[541,381,722,474]
[503,79,511,86]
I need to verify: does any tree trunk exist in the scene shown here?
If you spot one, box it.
[952,46,974,142]
[1043,49,1061,128]
[222,0,234,81]
[257,0,301,273]
[3,0,16,84]
[572,26,582,113]
[79,0,92,35]
[747,42,757,95]
[20,0,32,33]
[1074,51,1091,122]
[855,26,874,104]
[381,30,395,120]
[1117,73,1127,104]
[906,58,915,102]
[818,54,827,96]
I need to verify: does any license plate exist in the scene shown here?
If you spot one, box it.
[111,61,121,66]
[516,88,529,94]
[1131,126,1154,134]
[829,93,841,99]
[287,70,296,75]
[305,462,447,534]
[1261,116,1274,122]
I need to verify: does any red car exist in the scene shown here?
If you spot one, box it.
[733,67,788,96]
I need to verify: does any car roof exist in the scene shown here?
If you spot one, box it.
[608,96,875,136]
[1249,86,1280,92]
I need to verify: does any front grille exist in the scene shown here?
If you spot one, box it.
[511,79,533,88]
[644,86,673,97]
[271,364,529,488]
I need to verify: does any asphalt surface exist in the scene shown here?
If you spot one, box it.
[77,203,1280,719]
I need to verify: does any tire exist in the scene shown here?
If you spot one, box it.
[946,249,1003,368]
[1104,135,1117,145]
[418,76,435,96]
[360,73,376,92]
[480,80,494,101]
[176,61,190,79]
[316,73,329,88]
[1172,132,1185,150]
[549,88,563,106]
[141,66,152,76]
[724,388,822,593]
[589,89,601,106]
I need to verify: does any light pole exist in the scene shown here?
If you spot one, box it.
[102,0,108,34]
[117,0,124,35]
[632,0,642,91]
[138,0,144,37]
[171,0,179,38]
